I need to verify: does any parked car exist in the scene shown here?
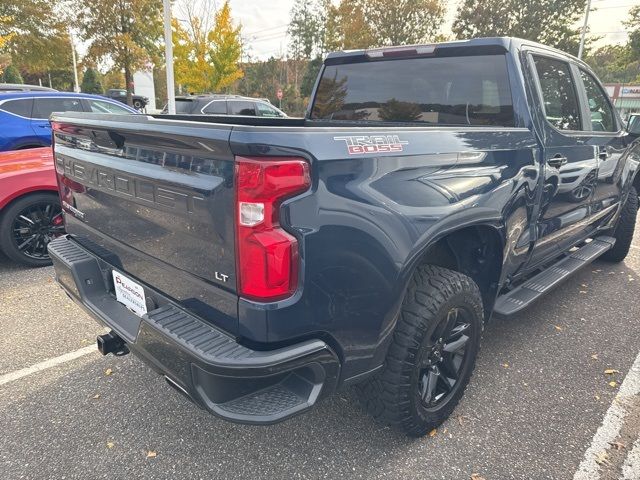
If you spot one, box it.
[628,113,640,141]
[48,37,639,437]
[103,88,149,111]
[0,91,138,152]
[162,94,288,117]
[0,83,57,92]
[0,147,63,267]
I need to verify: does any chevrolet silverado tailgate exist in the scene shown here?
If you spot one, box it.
[51,113,238,334]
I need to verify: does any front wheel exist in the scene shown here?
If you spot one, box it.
[0,192,64,267]
[356,265,484,437]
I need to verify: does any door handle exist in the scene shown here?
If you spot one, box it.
[547,154,568,169]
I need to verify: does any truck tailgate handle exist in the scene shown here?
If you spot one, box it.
[547,154,568,169]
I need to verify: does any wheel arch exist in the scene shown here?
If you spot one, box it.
[401,212,507,323]
[0,187,60,213]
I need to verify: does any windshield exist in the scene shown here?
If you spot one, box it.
[311,54,514,127]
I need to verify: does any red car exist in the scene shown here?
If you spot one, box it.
[0,147,63,266]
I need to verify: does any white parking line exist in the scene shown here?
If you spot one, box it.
[623,438,640,480]
[0,345,97,387]
[573,350,640,480]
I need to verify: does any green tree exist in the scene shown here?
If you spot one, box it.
[2,64,23,83]
[584,45,639,84]
[379,99,423,122]
[288,0,324,60]
[76,0,162,105]
[366,0,445,46]
[452,0,587,55]
[208,1,243,91]
[300,57,322,97]
[81,67,103,93]
[625,5,640,62]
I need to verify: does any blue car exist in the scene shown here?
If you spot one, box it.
[0,91,138,151]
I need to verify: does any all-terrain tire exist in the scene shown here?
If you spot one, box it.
[356,265,484,437]
[601,187,638,262]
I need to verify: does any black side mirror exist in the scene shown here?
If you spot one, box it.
[628,118,640,136]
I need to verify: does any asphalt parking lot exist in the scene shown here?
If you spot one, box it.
[1,226,639,480]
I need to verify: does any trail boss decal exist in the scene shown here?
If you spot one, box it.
[334,135,409,155]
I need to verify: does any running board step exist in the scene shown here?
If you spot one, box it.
[494,236,616,316]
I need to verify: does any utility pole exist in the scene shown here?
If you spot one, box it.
[70,30,80,92]
[578,0,591,60]
[163,0,176,114]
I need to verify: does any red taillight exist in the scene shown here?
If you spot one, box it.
[235,156,310,301]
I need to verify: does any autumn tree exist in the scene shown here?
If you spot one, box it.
[208,1,243,91]
[325,0,375,51]
[172,0,242,93]
[452,0,587,55]
[173,17,213,93]
[76,0,162,105]
[0,1,72,81]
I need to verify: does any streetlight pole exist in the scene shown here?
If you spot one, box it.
[578,0,591,60]
[163,0,176,114]
[70,30,80,92]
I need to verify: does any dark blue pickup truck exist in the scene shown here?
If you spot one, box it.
[48,37,639,436]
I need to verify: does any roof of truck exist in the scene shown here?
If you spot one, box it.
[325,37,582,66]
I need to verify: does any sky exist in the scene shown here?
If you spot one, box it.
[219,0,637,60]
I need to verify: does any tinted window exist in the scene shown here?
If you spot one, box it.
[256,102,281,117]
[311,55,514,126]
[202,101,227,114]
[579,70,616,132]
[229,101,256,116]
[88,99,133,114]
[0,98,33,117]
[629,115,640,134]
[33,98,83,118]
[532,56,581,131]
[175,99,195,114]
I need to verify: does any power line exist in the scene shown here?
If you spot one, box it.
[243,23,289,36]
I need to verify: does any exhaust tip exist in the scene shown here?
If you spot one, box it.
[97,331,129,356]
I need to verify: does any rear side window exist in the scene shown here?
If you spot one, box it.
[88,99,133,114]
[229,101,256,116]
[33,98,83,118]
[311,54,514,126]
[0,98,33,117]
[202,101,227,114]
[175,99,195,114]
[256,102,281,117]
[532,56,581,131]
[579,69,616,132]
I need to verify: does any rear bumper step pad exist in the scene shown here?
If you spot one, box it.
[48,235,340,425]
[494,236,616,316]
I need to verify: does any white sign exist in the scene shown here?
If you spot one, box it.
[112,270,148,317]
[620,86,640,98]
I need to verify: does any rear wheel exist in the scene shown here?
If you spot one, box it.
[0,192,64,267]
[356,265,483,437]
[601,187,638,263]
[133,99,144,110]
